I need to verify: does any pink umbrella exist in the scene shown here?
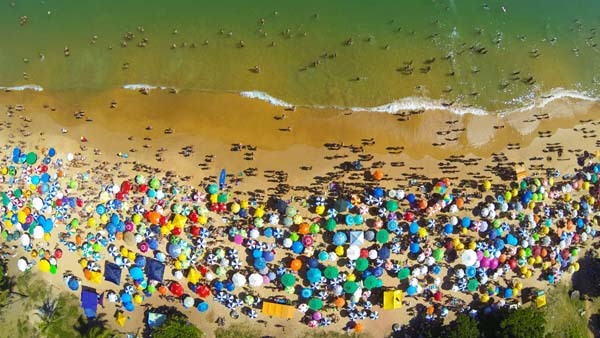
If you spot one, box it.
[308,320,318,328]
[138,242,149,253]
[302,235,314,247]
[233,234,244,245]
[262,275,271,284]
[125,222,134,232]
[312,311,322,320]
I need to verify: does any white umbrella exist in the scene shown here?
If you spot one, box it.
[461,250,477,267]
[107,291,118,302]
[20,234,31,247]
[346,245,360,261]
[232,273,247,287]
[249,229,260,239]
[282,238,293,248]
[368,250,378,260]
[205,271,216,282]
[32,226,44,239]
[396,190,405,200]
[328,252,338,262]
[183,296,194,308]
[173,270,184,280]
[248,273,263,287]
[17,258,28,272]
[32,197,44,211]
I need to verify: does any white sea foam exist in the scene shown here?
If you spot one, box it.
[239,90,294,108]
[122,84,175,91]
[239,88,599,117]
[0,84,44,92]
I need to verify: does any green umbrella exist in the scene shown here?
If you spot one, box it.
[217,193,228,203]
[355,257,369,272]
[281,273,296,287]
[376,229,389,244]
[433,248,444,262]
[150,177,161,189]
[325,218,336,231]
[324,266,339,280]
[385,200,399,212]
[467,279,479,292]
[25,152,37,165]
[343,281,358,294]
[308,297,323,310]
[397,267,410,280]
[363,276,380,290]
[310,223,320,234]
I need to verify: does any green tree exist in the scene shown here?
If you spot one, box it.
[36,297,62,335]
[444,314,480,338]
[500,307,546,338]
[153,314,203,338]
[81,326,116,338]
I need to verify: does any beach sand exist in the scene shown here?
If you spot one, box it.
[0,89,598,337]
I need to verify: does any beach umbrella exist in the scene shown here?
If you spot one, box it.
[281,273,296,287]
[334,199,349,212]
[461,250,477,267]
[183,296,194,308]
[169,282,184,297]
[385,200,399,212]
[254,257,266,270]
[363,276,380,290]
[232,273,247,287]
[325,218,336,231]
[346,245,360,260]
[397,268,410,280]
[196,285,211,298]
[301,288,313,298]
[324,266,339,280]
[17,258,28,272]
[308,297,323,311]
[67,278,80,291]
[409,242,421,254]
[343,281,358,294]
[248,273,263,287]
[467,279,479,292]
[197,301,209,312]
[306,268,322,283]
[406,286,417,296]
[376,229,389,244]
[333,232,347,246]
[355,258,369,272]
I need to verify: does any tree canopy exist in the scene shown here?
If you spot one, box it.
[152,314,203,338]
[499,307,546,338]
[445,314,480,338]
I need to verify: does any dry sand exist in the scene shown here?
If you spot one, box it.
[0,89,598,337]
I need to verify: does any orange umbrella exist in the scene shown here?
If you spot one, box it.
[298,223,310,235]
[334,297,346,308]
[354,323,363,332]
[290,258,302,271]
[372,170,384,181]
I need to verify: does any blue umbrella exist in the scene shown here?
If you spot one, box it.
[263,250,275,262]
[67,278,79,291]
[263,228,273,238]
[134,255,146,268]
[225,281,235,292]
[409,242,421,254]
[213,281,224,291]
[307,258,319,269]
[409,222,419,234]
[333,232,348,246]
[291,241,304,254]
[123,302,135,312]
[373,187,384,198]
[129,267,144,281]
[462,217,471,228]
[406,286,417,296]
[254,257,266,270]
[306,268,322,283]
[345,214,355,226]
[197,301,209,312]
[387,220,398,232]
[444,224,454,234]
[378,246,391,260]
[301,288,313,298]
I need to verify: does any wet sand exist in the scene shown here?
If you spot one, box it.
[0,89,599,337]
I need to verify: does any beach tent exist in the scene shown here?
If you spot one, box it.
[104,261,122,285]
[535,290,547,308]
[147,312,167,328]
[349,231,364,246]
[80,288,98,318]
[515,165,527,180]
[383,290,403,310]
[261,301,295,319]
[146,258,165,282]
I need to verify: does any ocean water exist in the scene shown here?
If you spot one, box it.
[0,0,599,114]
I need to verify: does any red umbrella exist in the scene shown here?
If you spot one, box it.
[434,291,443,302]
[169,282,184,297]
[54,248,63,259]
[196,285,211,298]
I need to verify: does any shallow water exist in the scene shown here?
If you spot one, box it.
[0,0,599,113]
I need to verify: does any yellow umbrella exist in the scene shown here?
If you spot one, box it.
[116,311,127,327]
[188,267,201,284]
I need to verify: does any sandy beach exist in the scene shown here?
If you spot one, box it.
[0,89,599,337]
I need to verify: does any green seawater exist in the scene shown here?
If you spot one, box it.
[0,0,599,112]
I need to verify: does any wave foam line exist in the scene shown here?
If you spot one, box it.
[122,84,175,91]
[0,85,44,92]
[239,88,599,117]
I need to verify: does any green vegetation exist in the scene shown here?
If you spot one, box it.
[214,323,261,338]
[153,314,204,338]
[543,284,591,338]
[499,307,546,338]
[298,331,371,338]
[444,314,480,338]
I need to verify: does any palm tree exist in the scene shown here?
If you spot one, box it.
[16,318,32,338]
[75,313,115,338]
[36,297,62,335]
[82,326,116,338]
